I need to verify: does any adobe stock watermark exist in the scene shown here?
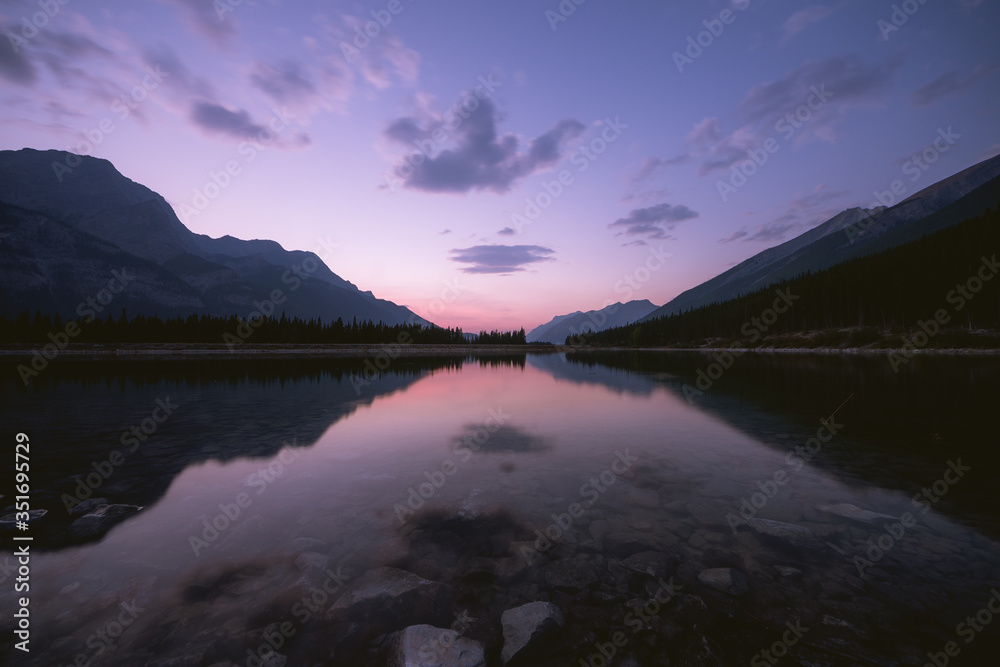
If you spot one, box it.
[69,600,145,666]
[852,459,970,578]
[673,0,753,73]
[887,254,998,371]
[393,408,510,523]
[382,76,503,193]
[877,0,930,41]
[339,0,414,63]
[681,287,800,402]
[750,619,810,667]
[188,440,301,556]
[50,65,168,182]
[578,576,682,667]
[507,117,628,233]
[519,449,640,562]
[725,397,850,532]
[923,588,1000,667]
[717,84,833,202]
[16,268,136,385]
[62,397,179,513]
[213,0,246,21]
[5,0,71,54]
[545,0,589,31]
[844,126,960,244]
[179,107,295,221]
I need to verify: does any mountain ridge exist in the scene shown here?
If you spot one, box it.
[0,148,430,326]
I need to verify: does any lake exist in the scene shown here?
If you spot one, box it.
[2,352,999,666]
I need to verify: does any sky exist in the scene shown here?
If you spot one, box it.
[2,0,999,331]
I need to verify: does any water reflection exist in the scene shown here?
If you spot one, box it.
[1,352,998,665]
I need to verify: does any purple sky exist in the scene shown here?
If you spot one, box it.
[2,0,998,331]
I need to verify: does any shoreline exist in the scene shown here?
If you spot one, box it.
[1,342,1000,360]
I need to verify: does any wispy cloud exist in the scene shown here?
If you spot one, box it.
[608,203,698,240]
[160,0,237,44]
[910,65,996,107]
[782,5,835,40]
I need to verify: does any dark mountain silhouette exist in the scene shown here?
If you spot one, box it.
[526,300,658,343]
[0,148,430,325]
[643,153,1000,320]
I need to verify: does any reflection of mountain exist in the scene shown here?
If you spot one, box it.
[560,351,1000,538]
[0,357,462,549]
[527,352,661,396]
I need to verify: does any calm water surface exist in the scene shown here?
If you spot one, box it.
[2,353,998,666]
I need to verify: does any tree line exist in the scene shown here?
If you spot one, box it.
[0,311,528,346]
[577,207,1000,348]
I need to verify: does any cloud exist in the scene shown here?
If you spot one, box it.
[191,102,266,138]
[721,222,800,244]
[142,44,215,101]
[782,6,835,39]
[449,245,555,274]
[631,154,689,182]
[608,203,698,240]
[910,65,995,107]
[250,60,317,105]
[335,15,419,89]
[739,55,895,124]
[718,229,749,244]
[189,101,308,148]
[0,22,36,84]
[385,96,585,194]
[498,227,516,236]
[440,229,452,235]
[687,55,898,177]
[788,185,850,210]
[160,0,236,43]
[620,187,671,205]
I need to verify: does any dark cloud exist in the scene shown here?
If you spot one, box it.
[142,44,214,99]
[608,203,698,239]
[191,101,265,138]
[739,55,896,124]
[250,60,316,105]
[910,65,995,107]
[161,0,236,43]
[386,96,585,194]
[449,245,555,274]
[0,24,36,84]
[498,227,516,236]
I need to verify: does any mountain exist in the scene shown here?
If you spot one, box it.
[0,149,430,325]
[527,300,658,344]
[644,153,1000,320]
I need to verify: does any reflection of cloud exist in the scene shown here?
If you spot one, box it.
[453,424,551,454]
[449,245,555,274]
